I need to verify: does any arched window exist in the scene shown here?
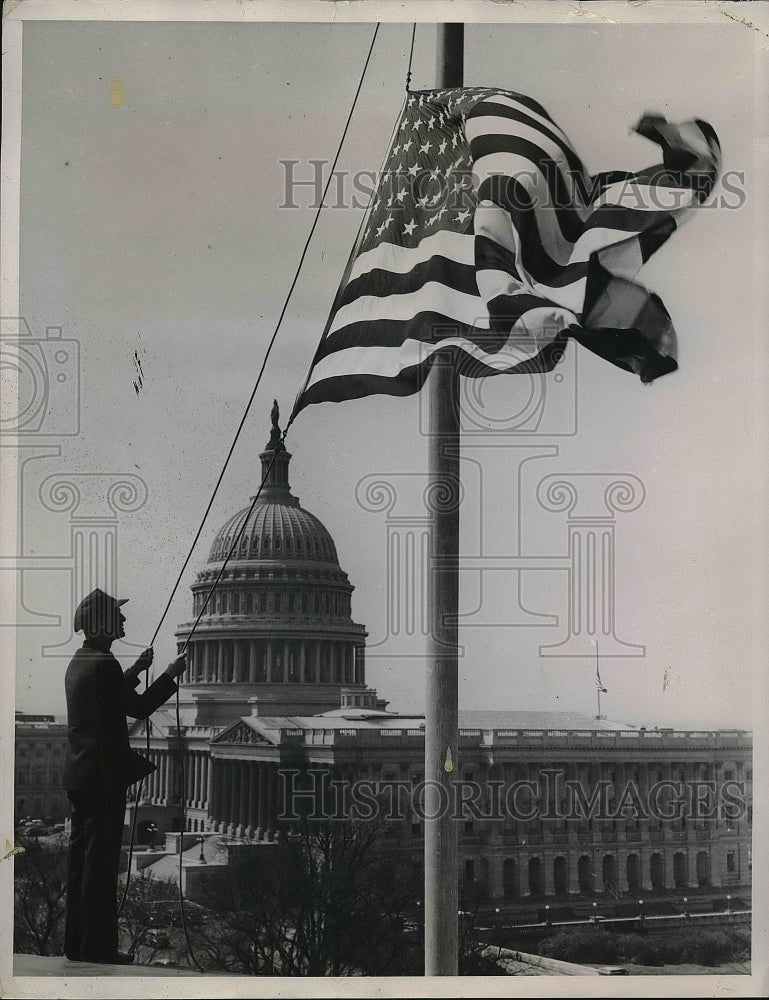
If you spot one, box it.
[259,592,268,612]
[288,593,296,613]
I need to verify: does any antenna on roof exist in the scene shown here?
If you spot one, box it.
[593,640,607,720]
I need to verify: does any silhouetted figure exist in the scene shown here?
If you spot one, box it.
[62,588,186,964]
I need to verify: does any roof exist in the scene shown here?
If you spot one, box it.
[211,710,639,742]
[257,710,637,731]
[457,711,639,731]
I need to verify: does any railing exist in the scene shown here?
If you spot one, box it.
[271,726,752,748]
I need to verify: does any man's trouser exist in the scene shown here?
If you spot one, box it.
[65,788,126,962]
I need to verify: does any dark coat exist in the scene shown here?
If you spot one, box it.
[63,640,177,794]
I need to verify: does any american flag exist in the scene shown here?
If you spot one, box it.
[292,88,720,415]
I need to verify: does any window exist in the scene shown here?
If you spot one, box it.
[727,852,736,873]
[724,769,735,781]
[746,768,753,781]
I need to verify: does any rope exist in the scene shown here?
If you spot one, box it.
[406,23,417,91]
[116,24,383,970]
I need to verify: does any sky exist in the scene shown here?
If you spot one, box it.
[7,11,764,731]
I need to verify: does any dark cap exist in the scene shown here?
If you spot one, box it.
[73,588,128,633]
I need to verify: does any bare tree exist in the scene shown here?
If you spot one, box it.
[190,818,419,976]
[117,870,178,956]
[13,834,68,956]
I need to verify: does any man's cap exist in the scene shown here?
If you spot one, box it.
[73,588,129,633]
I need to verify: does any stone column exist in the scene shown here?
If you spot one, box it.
[617,849,630,893]
[663,848,676,889]
[258,763,269,838]
[225,762,237,836]
[687,846,699,889]
[195,753,202,807]
[207,759,215,823]
[487,855,504,899]
[544,854,555,896]
[246,763,258,838]
[568,853,581,895]
[269,766,280,836]
[158,752,166,803]
[210,759,219,826]
[314,643,321,683]
[233,639,242,683]
[266,640,274,683]
[300,641,307,683]
[519,855,530,897]
[237,762,248,837]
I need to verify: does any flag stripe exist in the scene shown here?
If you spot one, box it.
[338,256,480,309]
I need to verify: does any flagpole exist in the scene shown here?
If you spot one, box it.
[424,21,463,979]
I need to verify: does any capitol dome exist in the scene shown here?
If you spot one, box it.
[175,403,368,726]
[208,489,339,567]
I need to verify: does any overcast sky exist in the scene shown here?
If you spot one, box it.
[10,12,763,730]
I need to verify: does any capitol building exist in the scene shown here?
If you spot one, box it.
[127,414,752,902]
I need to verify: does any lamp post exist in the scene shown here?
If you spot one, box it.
[726,894,731,915]
[197,836,206,864]
[544,904,551,927]
[638,898,645,927]
[591,901,598,924]
[682,896,689,920]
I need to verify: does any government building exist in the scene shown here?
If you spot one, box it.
[127,414,752,902]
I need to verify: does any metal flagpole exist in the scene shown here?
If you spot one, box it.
[424,21,463,979]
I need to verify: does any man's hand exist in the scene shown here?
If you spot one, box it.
[164,654,187,680]
[134,648,154,674]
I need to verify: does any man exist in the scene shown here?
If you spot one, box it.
[62,588,186,964]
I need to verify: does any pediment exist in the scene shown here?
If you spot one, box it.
[212,719,272,746]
